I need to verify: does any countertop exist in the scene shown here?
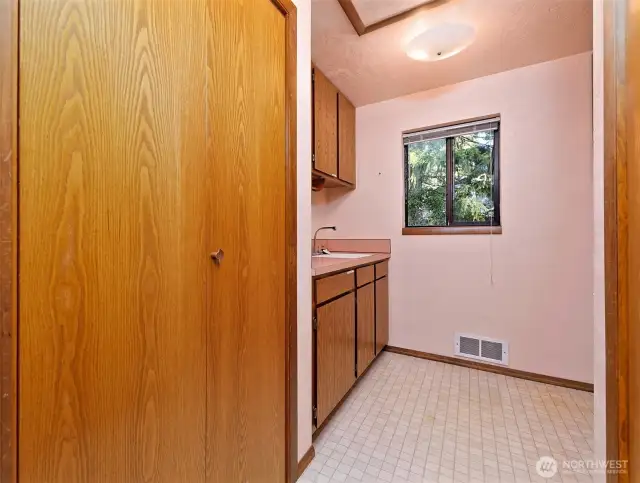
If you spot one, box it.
[311,253,390,278]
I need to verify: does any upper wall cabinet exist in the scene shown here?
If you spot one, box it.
[312,66,356,190]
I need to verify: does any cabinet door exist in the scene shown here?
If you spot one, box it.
[357,284,375,376]
[338,93,356,185]
[316,293,355,427]
[376,277,389,354]
[313,68,338,177]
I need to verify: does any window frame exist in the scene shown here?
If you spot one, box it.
[402,118,501,235]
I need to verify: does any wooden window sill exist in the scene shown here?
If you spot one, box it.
[402,226,502,235]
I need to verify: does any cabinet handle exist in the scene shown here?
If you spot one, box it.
[210,249,225,265]
[346,270,354,274]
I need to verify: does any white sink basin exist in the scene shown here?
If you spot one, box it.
[312,252,373,259]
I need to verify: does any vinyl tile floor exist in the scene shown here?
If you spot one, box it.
[299,352,594,483]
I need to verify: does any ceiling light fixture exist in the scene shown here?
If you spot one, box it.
[406,23,476,62]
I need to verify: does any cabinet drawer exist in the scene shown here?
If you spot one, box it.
[375,260,388,279]
[316,271,354,304]
[356,265,374,287]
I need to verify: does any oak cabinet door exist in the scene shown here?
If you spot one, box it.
[316,293,355,426]
[357,284,375,376]
[338,93,356,185]
[313,68,338,177]
[375,277,389,354]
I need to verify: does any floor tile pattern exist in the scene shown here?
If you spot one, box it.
[300,352,594,483]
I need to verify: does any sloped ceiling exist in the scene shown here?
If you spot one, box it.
[312,0,592,106]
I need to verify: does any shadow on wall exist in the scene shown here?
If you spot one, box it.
[312,187,352,206]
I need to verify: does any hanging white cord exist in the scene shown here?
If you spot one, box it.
[489,141,495,286]
[490,217,495,285]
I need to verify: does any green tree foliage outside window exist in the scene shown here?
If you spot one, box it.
[406,138,447,226]
[405,129,498,227]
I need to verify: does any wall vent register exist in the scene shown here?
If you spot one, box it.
[455,333,509,365]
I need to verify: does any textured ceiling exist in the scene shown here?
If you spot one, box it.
[312,0,592,106]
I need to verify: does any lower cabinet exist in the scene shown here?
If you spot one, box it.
[314,259,390,431]
[375,275,389,354]
[316,292,356,427]
[356,283,375,376]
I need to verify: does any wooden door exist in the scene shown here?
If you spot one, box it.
[313,68,338,177]
[316,294,355,427]
[375,277,389,354]
[18,1,208,482]
[356,284,375,376]
[205,1,288,482]
[338,93,356,185]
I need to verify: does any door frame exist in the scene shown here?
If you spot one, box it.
[272,0,299,481]
[603,0,638,481]
[0,0,298,481]
[0,0,18,481]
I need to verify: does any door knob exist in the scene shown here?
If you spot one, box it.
[210,249,224,265]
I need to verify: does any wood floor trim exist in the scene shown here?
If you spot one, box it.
[385,346,594,393]
[296,445,315,479]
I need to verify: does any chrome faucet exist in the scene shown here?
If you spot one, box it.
[313,226,336,255]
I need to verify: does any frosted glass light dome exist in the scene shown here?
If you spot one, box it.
[406,23,476,62]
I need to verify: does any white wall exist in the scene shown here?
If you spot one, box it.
[294,0,313,462]
[592,0,606,479]
[313,53,594,383]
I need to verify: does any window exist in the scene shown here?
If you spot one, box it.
[403,116,501,234]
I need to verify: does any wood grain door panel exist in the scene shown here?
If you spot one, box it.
[205,1,287,482]
[313,68,338,177]
[357,284,375,376]
[338,93,356,185]
[375,277,389,354]
[18,0,208,481]
[316,293,355,427]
